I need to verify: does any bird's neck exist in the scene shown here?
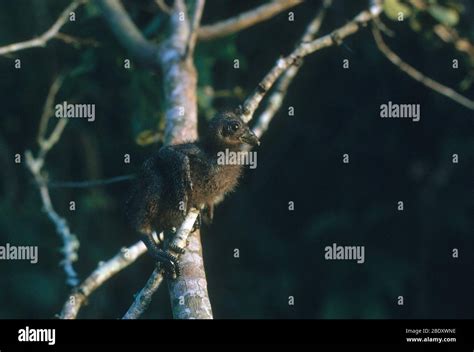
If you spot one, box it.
[200,139,242,159]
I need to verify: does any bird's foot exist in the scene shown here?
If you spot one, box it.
[152,249,181,279]
[168,242,186,255]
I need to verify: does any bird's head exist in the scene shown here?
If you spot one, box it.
[206,111,260,149]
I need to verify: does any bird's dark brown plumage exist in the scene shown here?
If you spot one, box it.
[126,111,259,277]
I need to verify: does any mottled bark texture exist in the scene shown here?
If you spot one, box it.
[158,0,212,319]
[168,230,213,319]
[123,268,164,319]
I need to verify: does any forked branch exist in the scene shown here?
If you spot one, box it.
[0,0,86,56]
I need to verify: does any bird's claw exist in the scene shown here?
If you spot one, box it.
[168,242,186,255]
[154,250,181,279]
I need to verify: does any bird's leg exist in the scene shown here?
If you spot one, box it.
[141,231,180,278]
[201,203,214,224]
[163,228,186,255]
[152,230,165,245]
[191,212,201,232]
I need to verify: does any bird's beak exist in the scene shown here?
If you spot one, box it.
[240,129,260,147]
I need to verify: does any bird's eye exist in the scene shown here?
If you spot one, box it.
[229,122,240,132]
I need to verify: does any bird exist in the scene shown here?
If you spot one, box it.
[126,110,260,277]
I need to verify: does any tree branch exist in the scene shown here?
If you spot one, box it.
[167,220,211,318]
[432,24,474,61]
[122,268,164,319]
[122,208,200,319]
[60,239,152,319]
[241,3,383,123]
[197,0,303,41]
[253,0,332,138]
[37,77,64,146]
[372,25,474,110]
[155,0,172,15]
[95,0,159,67]
[160,0,199,145]
[25,77,80,287]
[185,0,206,58]
[54,32,100,49]
[26,151,80,287]
[0,0,86,56]
[158,0,212,319]
[48,174,135,189]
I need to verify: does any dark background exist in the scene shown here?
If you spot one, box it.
[0,0,473,319]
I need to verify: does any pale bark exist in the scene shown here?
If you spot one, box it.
[96,0,213,319]
[0,0,86,56]
[60,240,150,319]
[198,0,303,41]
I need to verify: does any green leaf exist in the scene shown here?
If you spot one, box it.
[135,129,162,146]
[428,5,459,26]
[409,16,422,32]
[84,2,101,18]
[383,0,412,21]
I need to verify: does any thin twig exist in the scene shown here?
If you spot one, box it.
[60,239,153,319]
[26,151,80,287]
[25,77,80,287]
[433,24,474,59]
[38,76,64,145]
[55,33,100,48]
[155,0,172,15]
[185,0,206,58]
[198,0,303,41]
[48,174,135,189]
[122,268,164,319]
[0,0,86,56]
[408,0,474,60]
[253,0,332,138]
[241,3,383,122]
[372,25,474,110]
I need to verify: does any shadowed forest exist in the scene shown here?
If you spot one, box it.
[0,0,473,319]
